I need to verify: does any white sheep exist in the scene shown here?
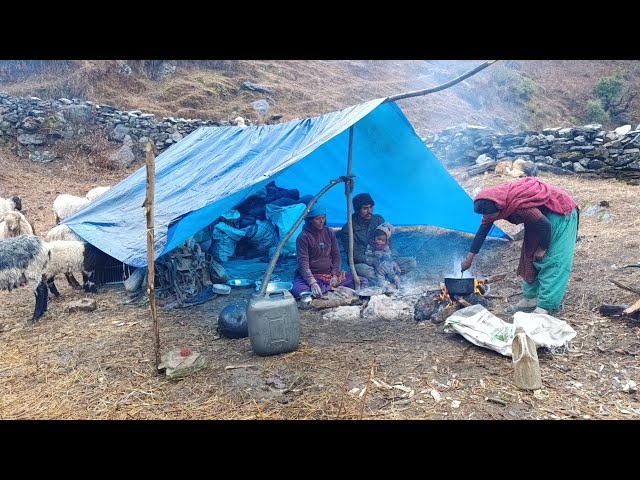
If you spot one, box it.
[44,240,109,297]
[53,194,90,224]
[46,224,82,242]
[0,235,50,323]
[45,225,83,289]
[86,186,111,201]
[234,116,247,128]
[0,211,34,239]
[0,195,22,215]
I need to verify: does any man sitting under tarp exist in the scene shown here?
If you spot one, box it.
[340,192,416,286]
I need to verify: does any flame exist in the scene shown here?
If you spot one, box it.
[474,278,481,295]
[438,286,456,307]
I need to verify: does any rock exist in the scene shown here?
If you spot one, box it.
[615,125,632,136]
[362,294,413,321]
[64,298,97,313]
[158,348,207,380]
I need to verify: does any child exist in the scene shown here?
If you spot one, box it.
[365,222,401,289]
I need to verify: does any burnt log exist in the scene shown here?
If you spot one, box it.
[432,302,463,324]
[599,303,640,320]
[414,295,440,321]
[462,292,489,307]
[467,161,498,177]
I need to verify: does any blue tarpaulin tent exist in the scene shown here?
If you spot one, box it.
[64,97,507,268]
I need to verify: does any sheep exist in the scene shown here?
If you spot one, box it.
[44,240,109,298]
[53,194,90,224]
[46,224,82,242]
[505,158,538,178]
[0,235,50,323]
[0,211,34,239]
[86,186,111,201]
[234,116,247,128]
[494,160,512,174]
[45,225,83,289]
[0,195,22,215]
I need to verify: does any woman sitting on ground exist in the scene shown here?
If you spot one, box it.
[291,203,368,298]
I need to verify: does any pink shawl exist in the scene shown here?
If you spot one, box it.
[475,177,577,224]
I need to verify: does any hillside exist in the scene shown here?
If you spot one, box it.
[1,60,639,138]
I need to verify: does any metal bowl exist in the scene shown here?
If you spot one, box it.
[256,281,293,293]
[212,284,231,295]
[226,278,255,288]
[298,292,313,309]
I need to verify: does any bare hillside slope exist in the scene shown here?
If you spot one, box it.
[1,60,638,137]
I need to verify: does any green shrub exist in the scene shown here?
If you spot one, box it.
[584,99,610,125]
[593,71,625,107]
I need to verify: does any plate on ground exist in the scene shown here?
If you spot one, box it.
[227,278,255,288]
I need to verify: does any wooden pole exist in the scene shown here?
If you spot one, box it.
[145,142,161,369]
[259,176,350,296]
[384,60,497,103]
[345,126,359,290]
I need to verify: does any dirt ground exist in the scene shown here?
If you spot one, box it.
[1,155,639,420]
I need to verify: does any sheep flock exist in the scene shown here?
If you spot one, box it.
[0,186,112,324]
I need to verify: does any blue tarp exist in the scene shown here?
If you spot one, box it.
[64,97,507,267]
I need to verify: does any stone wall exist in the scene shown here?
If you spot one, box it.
[423,123,640,180]
[3,90,639,181]
[0,92,224,165]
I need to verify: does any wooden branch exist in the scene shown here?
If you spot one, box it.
[145,142,161,370]
[359,359,375,420]
[345,126,359,290]
[478,273,507,284]
[385,60,497,103]
[610,279,640,295]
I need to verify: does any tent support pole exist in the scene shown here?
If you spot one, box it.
[259,176,351,296]
[144,142,161,370]
[383,60,496,103]
[345,126,359,290]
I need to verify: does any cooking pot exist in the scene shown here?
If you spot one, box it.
[444,277,475,296]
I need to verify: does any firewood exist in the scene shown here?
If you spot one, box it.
[311,297,360,310]
[432,302,462,324]
[457,297,472,308]
[599,303,640,320]
[599,304,629,316]
[623,298,640,316]
[478,273,507,284]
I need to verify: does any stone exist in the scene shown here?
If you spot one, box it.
[64,298,97,313]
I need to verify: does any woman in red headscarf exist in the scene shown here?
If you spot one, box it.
[460,177,579,314]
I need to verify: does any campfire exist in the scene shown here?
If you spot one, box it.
[414,274,505,324]
[438,278,485,306]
